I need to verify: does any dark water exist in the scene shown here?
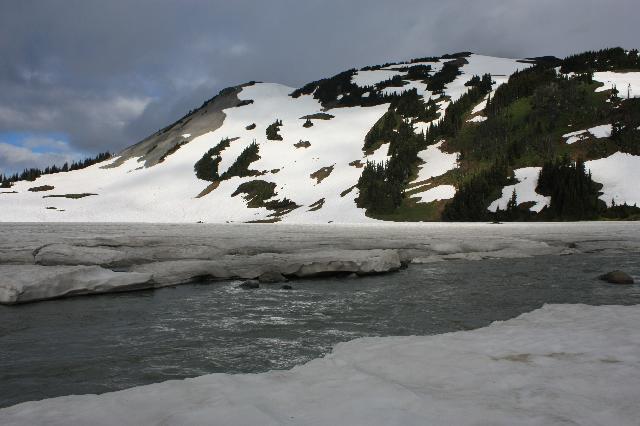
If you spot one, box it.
[1,252,639,408]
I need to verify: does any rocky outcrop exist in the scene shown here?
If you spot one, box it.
[106,83,255,168]
[258,271,288,283]
[599,270,634,284]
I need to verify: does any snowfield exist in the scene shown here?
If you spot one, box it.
[2,303,640,425]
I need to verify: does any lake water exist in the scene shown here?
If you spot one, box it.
[1,251,639,408]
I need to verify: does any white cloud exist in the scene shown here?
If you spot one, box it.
[0,142,81,175]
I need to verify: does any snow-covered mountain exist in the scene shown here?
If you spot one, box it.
[2,51,639,222]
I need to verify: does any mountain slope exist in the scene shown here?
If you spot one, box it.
[1,49,639,222]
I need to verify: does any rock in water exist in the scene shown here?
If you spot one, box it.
[258,271,288,283]
[238,280,260,289]
[599,270,634,284]
[281,284,293,290]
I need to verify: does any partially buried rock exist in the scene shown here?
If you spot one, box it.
[258,271,288,283]
[599,270,634,285]
[281,284,293,290]
[238,280,260,289]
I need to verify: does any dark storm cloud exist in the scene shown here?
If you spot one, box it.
[0,0,638,157]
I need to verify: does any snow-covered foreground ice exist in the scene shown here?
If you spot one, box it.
[2,303,639,425]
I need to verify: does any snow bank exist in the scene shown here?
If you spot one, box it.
[587,152,640,206]
[413,184,456,203]
[563,124,612,144]
[413,141,458,183]
[489,167,550,213]
[0,249,402,304]
[3,304,640,425]
[467,115,487,123]
[0,265,153,304]
[594,71,640,99]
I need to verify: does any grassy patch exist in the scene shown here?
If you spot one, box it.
[294,140,311,149]
[196,181,220,198]
[310,165,334,184]
[308,198,325,211]
[367,197,446,222]
[231,180,276,208]
[301,113,334,120]
[28,185,54,192]
[43,193,97,199]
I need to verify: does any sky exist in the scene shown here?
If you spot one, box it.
[1,0,638,174]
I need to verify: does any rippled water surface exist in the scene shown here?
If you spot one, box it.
[1,252,639,408]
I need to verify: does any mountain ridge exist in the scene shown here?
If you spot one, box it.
[1,48,639,222]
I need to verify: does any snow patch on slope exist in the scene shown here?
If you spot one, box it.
[489,167,550,213]
[467,115,487,123]
[563,124,612,144]
[594,71,640,99]
[413,185,456,203]
[587,152,640,207]
[413,141,458,183]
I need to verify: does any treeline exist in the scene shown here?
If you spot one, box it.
[0,151,112,188]
[193,138,233,181]
[611,98,640,155]
[194,138,260,182]
[486,66,557,117]
[536,156,602,220]
[458,65,610,166]
[362,89,440,153]
[561,47,640,74]
[220,141,260,179]
[431,74,493,139]
[358,113,425,213]
[358,74,494,215]
[442,161,509,221]
[266,119,283,141]
[426,58,465,92]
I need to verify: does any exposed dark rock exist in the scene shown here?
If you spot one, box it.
[300,113,334,120]
[599,270,634,285]
[107,82,255,168]
[258,271,288,283]
[238,280,260,289]
[294,140,311,149]
[280,284,293,290]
